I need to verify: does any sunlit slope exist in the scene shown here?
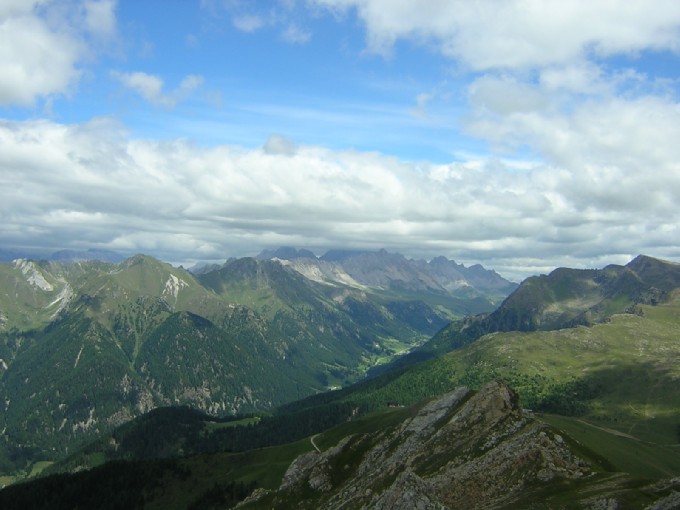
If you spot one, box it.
[332,293,680,445]
[418,254,680,357]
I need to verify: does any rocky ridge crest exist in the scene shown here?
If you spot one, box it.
[240,380,590,509]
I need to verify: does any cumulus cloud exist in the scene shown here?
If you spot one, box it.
[3,1,680,279]
[300,1,680,277]
[0,0,117,107]
[469,76,551,116]
[466,76,680,174]
[111,71,204,108]
[0,5,81,106]
[2,117,679,279]
[312,0,680,70]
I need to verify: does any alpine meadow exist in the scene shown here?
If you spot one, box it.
[2,1,680,509]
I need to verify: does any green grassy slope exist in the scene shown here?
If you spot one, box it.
[419,255,680,359]
[277,292,680,477]
[433,295,680,444]
[1,253,482,478]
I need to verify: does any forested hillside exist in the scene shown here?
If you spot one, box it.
[0,250,513,479]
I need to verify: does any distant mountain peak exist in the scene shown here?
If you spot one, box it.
[257,246,516,300]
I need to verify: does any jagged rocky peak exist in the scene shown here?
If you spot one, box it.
[241,381,590,509]
[257,247,517,297]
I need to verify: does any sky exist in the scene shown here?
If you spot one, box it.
[1,0,680,280]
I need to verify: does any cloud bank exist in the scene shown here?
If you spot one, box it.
[1,1,680,279]
[1,115,679,279]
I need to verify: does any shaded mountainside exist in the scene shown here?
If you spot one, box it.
[0,251,502,477]
[264,257,680,475]
[4,382,680,510]
[299,291,680,445]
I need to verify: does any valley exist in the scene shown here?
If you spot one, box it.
[1,252,680,508]
[0,248,512,479]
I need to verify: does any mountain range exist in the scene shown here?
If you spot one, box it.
[0,248,513,477]
[256,246,516,299]
[2,253,680,508]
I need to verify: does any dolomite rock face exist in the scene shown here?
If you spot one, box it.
[241,380,591,509]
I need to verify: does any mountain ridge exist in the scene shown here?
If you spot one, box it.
[242,381,595,509]
[8,380,680,509]
[0,250,514,476]
[3,254,680,507]
[416,253,680,358]
[255,246,517,299]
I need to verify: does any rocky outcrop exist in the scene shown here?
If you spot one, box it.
[240,381,591,509]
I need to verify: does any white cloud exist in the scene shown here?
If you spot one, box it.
[312,0,680,70]
[83,0,117,38]
[0,6,81,106]
[0,0,118,107]
[203,1,314,44]
[0,0,43,18]
[281,24,311,44]
[409,92,434,119]
[263,134,299,155]
[178,75,205,97]
[111,71,204,108]
[232,14,265,32]
[469,75,551,116]
[2,117,680,279]
[3,1,680,279]
[539,62,610,95]
[467,83,680,176]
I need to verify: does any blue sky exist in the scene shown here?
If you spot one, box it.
[2,1,680,279]
[56,1,472,160]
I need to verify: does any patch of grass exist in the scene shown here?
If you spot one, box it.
[0,475,18,489]
[27,461,53,477]
[506,473,660,510]
[142,439,313,510]
[314,405,416,451]
[203,416,261,431]
[225,439,313,489]
[542,414,680,479]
